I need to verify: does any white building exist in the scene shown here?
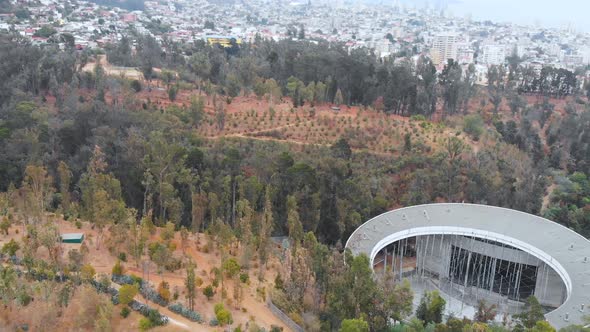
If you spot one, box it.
[430,32,459,66]
[457,46,475,65]
[481,44,506,66]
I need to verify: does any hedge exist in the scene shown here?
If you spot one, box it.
[168,303,203,322]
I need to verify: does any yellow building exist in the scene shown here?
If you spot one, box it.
[206,36,242,48]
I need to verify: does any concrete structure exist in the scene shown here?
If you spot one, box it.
[457,47,475,65]
[430,33,458,66]
[345,204,590,329]
[481,44,506,65]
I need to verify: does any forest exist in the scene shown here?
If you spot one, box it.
[0,30,589,331]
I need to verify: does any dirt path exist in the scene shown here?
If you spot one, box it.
[167,317,189,330]
[542,182,557,212]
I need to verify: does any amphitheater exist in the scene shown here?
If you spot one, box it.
[344,203,590,329]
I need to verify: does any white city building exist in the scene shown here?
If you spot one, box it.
[430,32,459,66]
[481,44,506,66]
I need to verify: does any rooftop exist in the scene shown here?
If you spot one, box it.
[345,203,590,329]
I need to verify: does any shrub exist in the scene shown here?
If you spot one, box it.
[112,261,124,276]
[119,284,139,306]
[80,264,95,281]
[209,318,219,326]
[168,303,203,322]
[239,273,249,283]
[203,285,215,300]
[16,288,32,306]
[157,281,171,303]
[131,80,142,93]
[160,222,175,242]
[140,281,168,306]
[139,317,152,331]
[410,114,427,122]
[214,303,232,326]
[121,306,131,318]
[130,274,143,284]
[463,114,485,141]
[75,220,82,229]
[112,274,134,285]
[118,252,127,262]
[274,273,284,290]
[2,239,20,256]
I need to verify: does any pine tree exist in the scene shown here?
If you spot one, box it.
[185,262,196,311]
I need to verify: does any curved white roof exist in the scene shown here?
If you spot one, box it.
[344,203,590,329]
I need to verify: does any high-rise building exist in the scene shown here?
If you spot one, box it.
[430,33,458,66]
[481,44,506,66]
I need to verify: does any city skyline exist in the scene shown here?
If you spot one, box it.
[397,0,590,32]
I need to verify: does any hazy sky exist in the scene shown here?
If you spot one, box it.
[401,0,590,32]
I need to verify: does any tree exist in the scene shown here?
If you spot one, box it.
[112,260,124,276]
[531,321,556,332]
[324,252,387,330]
[79,146,126,249]
[514,296,545,329]
[415,291,446,324]
[298,25,305,39]
[58,281,74,308]
[76,285,112,329]
[143,131,186,224]
[150,242,171,274]
[214,303,232,326]
[285,194,304,258]
[119,284,139,306]
[157,281,171,302]
[186,262,197,310]
[222,258,241,287]
[253,78,268,99]
[340,318,369,332]
[463,114,485,141]
[39,221,62,265]
[331,138,352,160]
[131,79,142,92]
[439,59,463,116]
[189,96,205,127]
[0,264,16,305]
[508,92,526,116]
[80,264,96,282]
[22,165,53,226]
[487,65,505,114]
[1,239,19,256]
[168,85,178,101]
[214,95,226,130]
[384,278,414,323]
[203,285,215,300]
[161,221,175,242]
[94,299,114,332]
[334,88,344,106]
[258,188,274,268]
[265,78,282,105]
[191,192,207,238]
[443,136,465,202]
[127,209,147,268]
[474,300,497,323]
[34,25,57,38]
[0,217,10,235]
[57,161,72,211]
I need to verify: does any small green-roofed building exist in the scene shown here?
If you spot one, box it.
[61,233,84,244]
